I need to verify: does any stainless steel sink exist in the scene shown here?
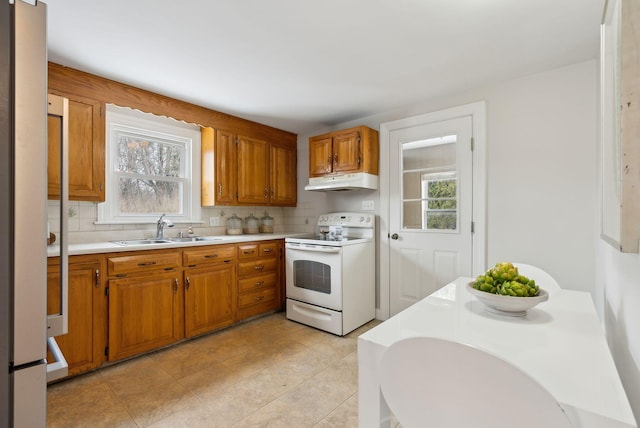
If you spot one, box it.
[194,236,225,242]
[111,236,226,246]
[170,236,224,242]
[111,239,173,246]
[168,237,199,242]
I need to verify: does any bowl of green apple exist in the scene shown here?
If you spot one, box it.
[468,262,548,317]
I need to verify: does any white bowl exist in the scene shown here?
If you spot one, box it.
[467,282,549,316]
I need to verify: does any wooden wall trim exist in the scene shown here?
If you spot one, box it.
[47,62,297,146]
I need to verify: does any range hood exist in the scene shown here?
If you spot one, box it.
[305,172,378,191]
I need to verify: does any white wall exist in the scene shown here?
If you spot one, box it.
[296,58,640,419]
[599,226,640,417]
[299,59,598,292]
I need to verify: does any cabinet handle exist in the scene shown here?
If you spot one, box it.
[264,187,269,199]
[263,248,273,253]
[255,281,264,287]
[243,249,255,255]
[95,269,100,287]
[333,153,338,165]
[138,261,157,267]
[254,265,264,271]
[254,296,264,301]
[327,156,332,172]
[204,254,218,259]
[185,277,190,291]
[218,183,222,195]
[271,188,275,199]
[173,278,179,292]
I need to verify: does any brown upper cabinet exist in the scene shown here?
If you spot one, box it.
[202,128,297,207]
[47,94,105,202]
[47,62,297,207]
[202,128,237,205]
[309,125,379,178]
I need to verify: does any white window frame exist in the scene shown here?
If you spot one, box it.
[421,172,458,231]
[97,105,201,224]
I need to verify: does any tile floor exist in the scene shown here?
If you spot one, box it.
[47,312,381,428]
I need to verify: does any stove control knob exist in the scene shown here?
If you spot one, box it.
[359,216,364,222]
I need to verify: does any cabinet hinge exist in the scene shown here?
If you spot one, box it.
[471,137,474,151]
[104,347,108,357]
[471,221,475,233]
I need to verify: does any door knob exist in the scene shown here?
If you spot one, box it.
[391,233,399,240]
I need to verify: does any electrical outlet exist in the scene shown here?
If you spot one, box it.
[209,216,220,226]
[362,200,374,210]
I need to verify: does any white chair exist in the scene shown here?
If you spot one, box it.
[380,337,572,428]
[512,262,561,294]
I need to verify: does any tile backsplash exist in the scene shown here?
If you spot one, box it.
[48,200,317,244]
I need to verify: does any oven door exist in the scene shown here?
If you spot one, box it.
[285,242,342,311]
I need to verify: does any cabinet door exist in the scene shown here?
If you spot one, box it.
[108,273,181,361]
[184,264,236,337]
[333,130,361,174]
[48,97,105,202]
[309,136,333,177]
[270,144,297,206]
[47,258,104,376]
[215,130,238,205]
[237,135,270,204]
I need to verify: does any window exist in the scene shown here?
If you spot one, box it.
[402,136,458,232]
[423,173,457,230]
[97,105,201,224]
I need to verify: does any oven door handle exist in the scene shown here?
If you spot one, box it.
[285,243,341,253]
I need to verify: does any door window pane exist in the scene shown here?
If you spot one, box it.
[401,136,458,231]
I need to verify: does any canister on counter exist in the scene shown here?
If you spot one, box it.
[226,213,243,235]
[259,211,274,233]
[243,213,260,234]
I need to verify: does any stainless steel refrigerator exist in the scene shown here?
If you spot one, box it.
[1,1,68,426]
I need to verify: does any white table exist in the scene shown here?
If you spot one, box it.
[358,277,637,427]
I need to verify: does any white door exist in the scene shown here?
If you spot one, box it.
[389,116,474,315]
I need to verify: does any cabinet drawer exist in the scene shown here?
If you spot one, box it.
[237,258,278,277]
[107,251,179,276]
[183,245,236,267]
[237,244,259,259]
[259,242,278,257]
[238,286,276,309]
[238,272,277,293]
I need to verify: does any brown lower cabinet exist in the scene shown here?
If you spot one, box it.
[108,271,183,361]
[106,250,183,361]
[48,239,283,379]
[183,245,237,338]
[236,241,281,320]
[47,254,106,376]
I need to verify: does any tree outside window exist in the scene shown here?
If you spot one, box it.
[423,176,457,230]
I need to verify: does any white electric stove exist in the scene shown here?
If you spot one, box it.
[285,212,376,336]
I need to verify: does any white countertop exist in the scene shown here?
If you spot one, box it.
[358,277,637,428]
[47,232,307,257]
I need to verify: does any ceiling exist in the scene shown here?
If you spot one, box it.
[45,0,604,135]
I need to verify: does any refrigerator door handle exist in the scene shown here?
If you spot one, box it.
[46,94,69,338]
[46,337,68,382]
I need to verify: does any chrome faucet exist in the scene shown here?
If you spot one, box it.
[156,213,174,239]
